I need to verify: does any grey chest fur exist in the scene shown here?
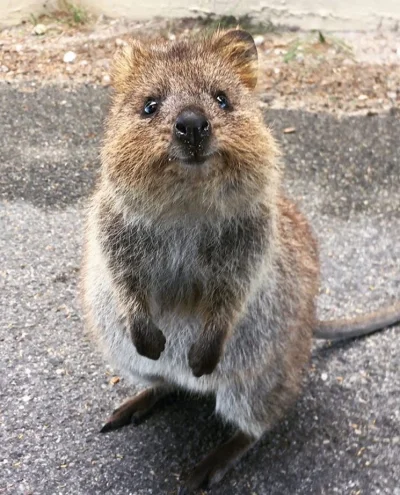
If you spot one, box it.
[100,209,270,319]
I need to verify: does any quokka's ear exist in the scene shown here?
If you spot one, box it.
[213,29,258,89]
[111,39,148,93]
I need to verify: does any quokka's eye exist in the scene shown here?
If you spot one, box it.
[143,99,158,116]
[215,92,230,110]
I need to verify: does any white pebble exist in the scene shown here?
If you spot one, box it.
[321,372,328,381]
[63,51,77,63]
[33,23,47,35]
[115,38,127,47]
[254,35,265,46]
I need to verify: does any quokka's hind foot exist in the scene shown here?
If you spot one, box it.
[100,386,169,433]
[178,431,256,493]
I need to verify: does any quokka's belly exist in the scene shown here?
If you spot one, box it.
[86,274,222,392]
[83,239,277,395]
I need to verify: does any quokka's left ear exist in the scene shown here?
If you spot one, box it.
[213,29,258,90]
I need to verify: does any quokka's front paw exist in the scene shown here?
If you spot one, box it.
[130,318,166,360]
[188,337,223,378]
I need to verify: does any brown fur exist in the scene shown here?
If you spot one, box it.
[80,29,395,492]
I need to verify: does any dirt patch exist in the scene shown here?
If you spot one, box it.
[1,15,399,114]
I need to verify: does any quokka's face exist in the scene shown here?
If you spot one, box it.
[102,30,279,216]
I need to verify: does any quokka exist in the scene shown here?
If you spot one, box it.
[81,29,400,492]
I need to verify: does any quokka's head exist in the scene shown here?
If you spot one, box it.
[102,29,280,218]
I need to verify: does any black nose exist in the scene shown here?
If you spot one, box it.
[174,109,211,148]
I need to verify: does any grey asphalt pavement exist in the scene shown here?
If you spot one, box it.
[1,84,399,495]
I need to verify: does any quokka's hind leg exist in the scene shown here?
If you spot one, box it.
[180,370,305,492]
[100,384,172,433]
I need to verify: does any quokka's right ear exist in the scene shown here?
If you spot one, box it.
[111,40,148,93]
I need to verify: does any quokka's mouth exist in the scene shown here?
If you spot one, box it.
[180,155,210,166]
[170,151,214,167]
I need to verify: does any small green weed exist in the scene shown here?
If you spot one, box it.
[29,13,38,26]
[284,31,353,63]
[55,1,88,25]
